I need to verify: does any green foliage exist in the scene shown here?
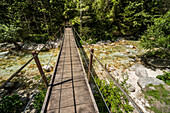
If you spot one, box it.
[0,0,65,43]
[145,84,170,104]
[140,11,170,59]
[156,71,170,85]
[94,77,134,112]
[144,84,170,112]
[0,24,21,42]
[0,94,23,113]
[33,90,47,112]
[71,0,165,43]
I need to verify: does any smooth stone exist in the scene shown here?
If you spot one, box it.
[112,52,126,57]
[36,44,45,51]
[145,102,150,107]
[42,65,52,72]
[5,82,16,88]
[138,77,165,89]
[0,51,9,56]
[135,64,148,77]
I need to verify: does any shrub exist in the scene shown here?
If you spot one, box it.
[156,71,170,85]
[0,94,23,113]
[33,90,46,112]
[140,11,170,58]
[94,77,134,112]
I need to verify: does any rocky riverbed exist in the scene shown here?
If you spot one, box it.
[83,39,170,113]
[0,41,60,112]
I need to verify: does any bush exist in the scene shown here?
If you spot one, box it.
[140,11,170,58]
[94,77,134,112]
[33,90,46,112]
[0,94,23,113]
[156,71,170,85]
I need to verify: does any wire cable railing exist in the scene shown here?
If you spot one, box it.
[0,26,63,113]
[72,26,143,113]
[0,27,62,89]
[73,29,111,113]
[23,32,63,112]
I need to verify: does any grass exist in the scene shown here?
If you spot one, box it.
[144,84,170,113]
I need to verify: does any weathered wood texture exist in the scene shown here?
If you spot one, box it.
[42,28,98,113]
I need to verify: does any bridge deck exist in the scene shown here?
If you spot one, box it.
[41,28,98,113]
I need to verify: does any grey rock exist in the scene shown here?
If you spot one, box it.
[36,44,45,51]
[42,65,52,72]
[30,109,37,113]
[112,52,126,57]
[5,82,16,88]
[125,45,134,48]
[145,102,150,107]
[146,86,156,91]
[0,90,8,97]
[138,77,165,89]
[135,64,148,77]
[129,64,137,71]
[0,89,5,94]
[6,44,15,49]
[146,58,170,68]
[0,51,9,56]
[0,43,7,48]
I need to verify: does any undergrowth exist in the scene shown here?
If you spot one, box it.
[144,84,170,113]
[93,76,134,113]
[156,71,170,85]
[33,90,47,113]
[0,94,23,113]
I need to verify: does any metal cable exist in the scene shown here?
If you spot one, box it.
[0,27,62,89]
[23,27,63,113]
[23,77,43,113]
[74,33,111,113]
[72,26,143,113]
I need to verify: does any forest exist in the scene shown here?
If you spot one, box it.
[0,0,169,56]
[0,0,170,113]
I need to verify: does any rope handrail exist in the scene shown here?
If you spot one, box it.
[72,26,143,113]
[0,26,62,89]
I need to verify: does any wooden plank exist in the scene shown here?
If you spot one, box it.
[41,28,98,113]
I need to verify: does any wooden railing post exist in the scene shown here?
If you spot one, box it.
[32,51,48,88]
[88,49,94,82]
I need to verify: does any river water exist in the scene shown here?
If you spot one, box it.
[0,48,59,83]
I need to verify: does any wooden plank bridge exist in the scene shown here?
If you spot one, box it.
[41,27,98,113]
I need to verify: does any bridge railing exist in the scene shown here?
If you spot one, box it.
[0,26,64,112]
[72,26,143,113]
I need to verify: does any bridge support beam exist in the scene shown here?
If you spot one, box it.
[88,49,94,82]
[32,51,48,88]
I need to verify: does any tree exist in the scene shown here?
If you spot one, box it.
[140,11,170,59]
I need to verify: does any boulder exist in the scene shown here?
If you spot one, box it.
[135,64,148,77]
[42,65,52,72]
[146,58,170,68]
[5,44,15,50]
[36,44,45,51]
[138,77,165,89]
[0,51,9,56]
[5,82,16,88]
